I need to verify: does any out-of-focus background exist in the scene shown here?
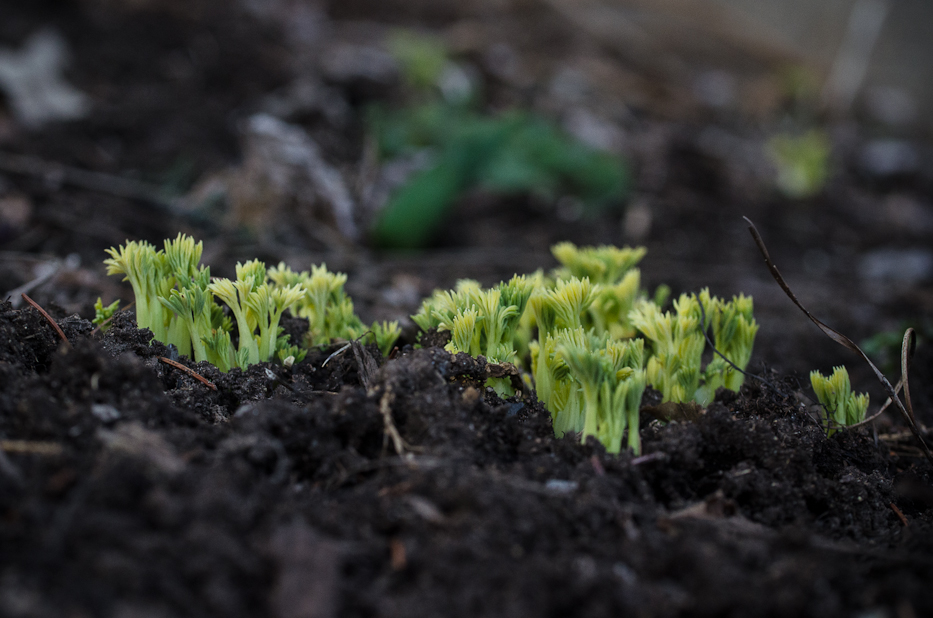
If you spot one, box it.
[1,0,931,383]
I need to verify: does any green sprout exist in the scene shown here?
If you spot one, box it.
[207,260,306,368]
[159,266,218,366]
[555,329,646,454]
[629,294,706,404]
[407,243,761,454]
[277,343,308,368]
[414,276,534,363]
[810,366,869,436]
[201,328,235,373]
[528,276,596,406]
[551,242,647,339]
[92,298,120,332]
[412,278,479,335]
[371,320,402,357]
[630,290,758,406]
[105,235,345,372]
[268,263,365,347]
[551,242,645,284]
[103,234,209,357]
[413,276,534,395]
[700,293,759,398]
[208,268,263,367]
[247,282,307,362]
[104,239,173,345]
[264,262,398,356]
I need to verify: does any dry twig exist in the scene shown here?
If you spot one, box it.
[1,439,64,456]
[744,217,933,466]
[158,357,217,391]
[379,386,407,456]
[889,502,909,527]
[21,293,69,347]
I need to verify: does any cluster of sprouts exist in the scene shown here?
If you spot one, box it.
[102,234,887,456]
[810,366,869,436]
[104,234,400,372]
[414,243,760,454]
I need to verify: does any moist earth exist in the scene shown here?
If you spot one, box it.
[2,1,933,616]
[1,302,931,617]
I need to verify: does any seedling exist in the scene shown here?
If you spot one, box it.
[551,242,647,340]
[159,265,231,368]
[629,294,706,404]
[92,297,120,332]
[207,260,305,368]
[630,290,758,406]
[413,275,534,395]
[267,262,367,347]
[553,328,646,453]
[696,293,759,404]
[810,366,869,436]
[104,238,177,348]
[105,234,396,372]
[528,276,596,406]
[412,243,760,455]
[372,320,402,357]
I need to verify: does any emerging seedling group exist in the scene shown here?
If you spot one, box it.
[101,236,868,455]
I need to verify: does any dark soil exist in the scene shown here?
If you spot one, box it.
[2,1,933,617]
[2,300,933,618]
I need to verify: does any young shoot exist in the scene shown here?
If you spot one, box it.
[371,320,402,357]
[810,366,869,436]
[551,242,646,285]
[629,295,705,404]
[106,235,330,373]
[527,276,595,404]
[700,293,759,399]
[92,298,120,332]
[557,330,647,454]
[408,242,759,454]
[208,276,262,367]
[104,239,173,344]
[413,276,534,396]
[159,267,216,365]
[269,262,365,346]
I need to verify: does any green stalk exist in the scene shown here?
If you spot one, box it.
[209,278,260,367]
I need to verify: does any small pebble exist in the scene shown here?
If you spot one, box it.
[544,479,578,494]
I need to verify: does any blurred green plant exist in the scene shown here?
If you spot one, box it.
[370,104,629,248]
[387,30,449,92]
[371,29,630,249]
[767,129,831,199]
[861,321,932,375]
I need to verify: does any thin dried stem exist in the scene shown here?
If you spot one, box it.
[158,357,217,391]
[21,293,69,347]
[744,217,933,466]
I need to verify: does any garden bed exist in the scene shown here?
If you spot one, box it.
[1,297,932,617]
[2,1,933,616]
